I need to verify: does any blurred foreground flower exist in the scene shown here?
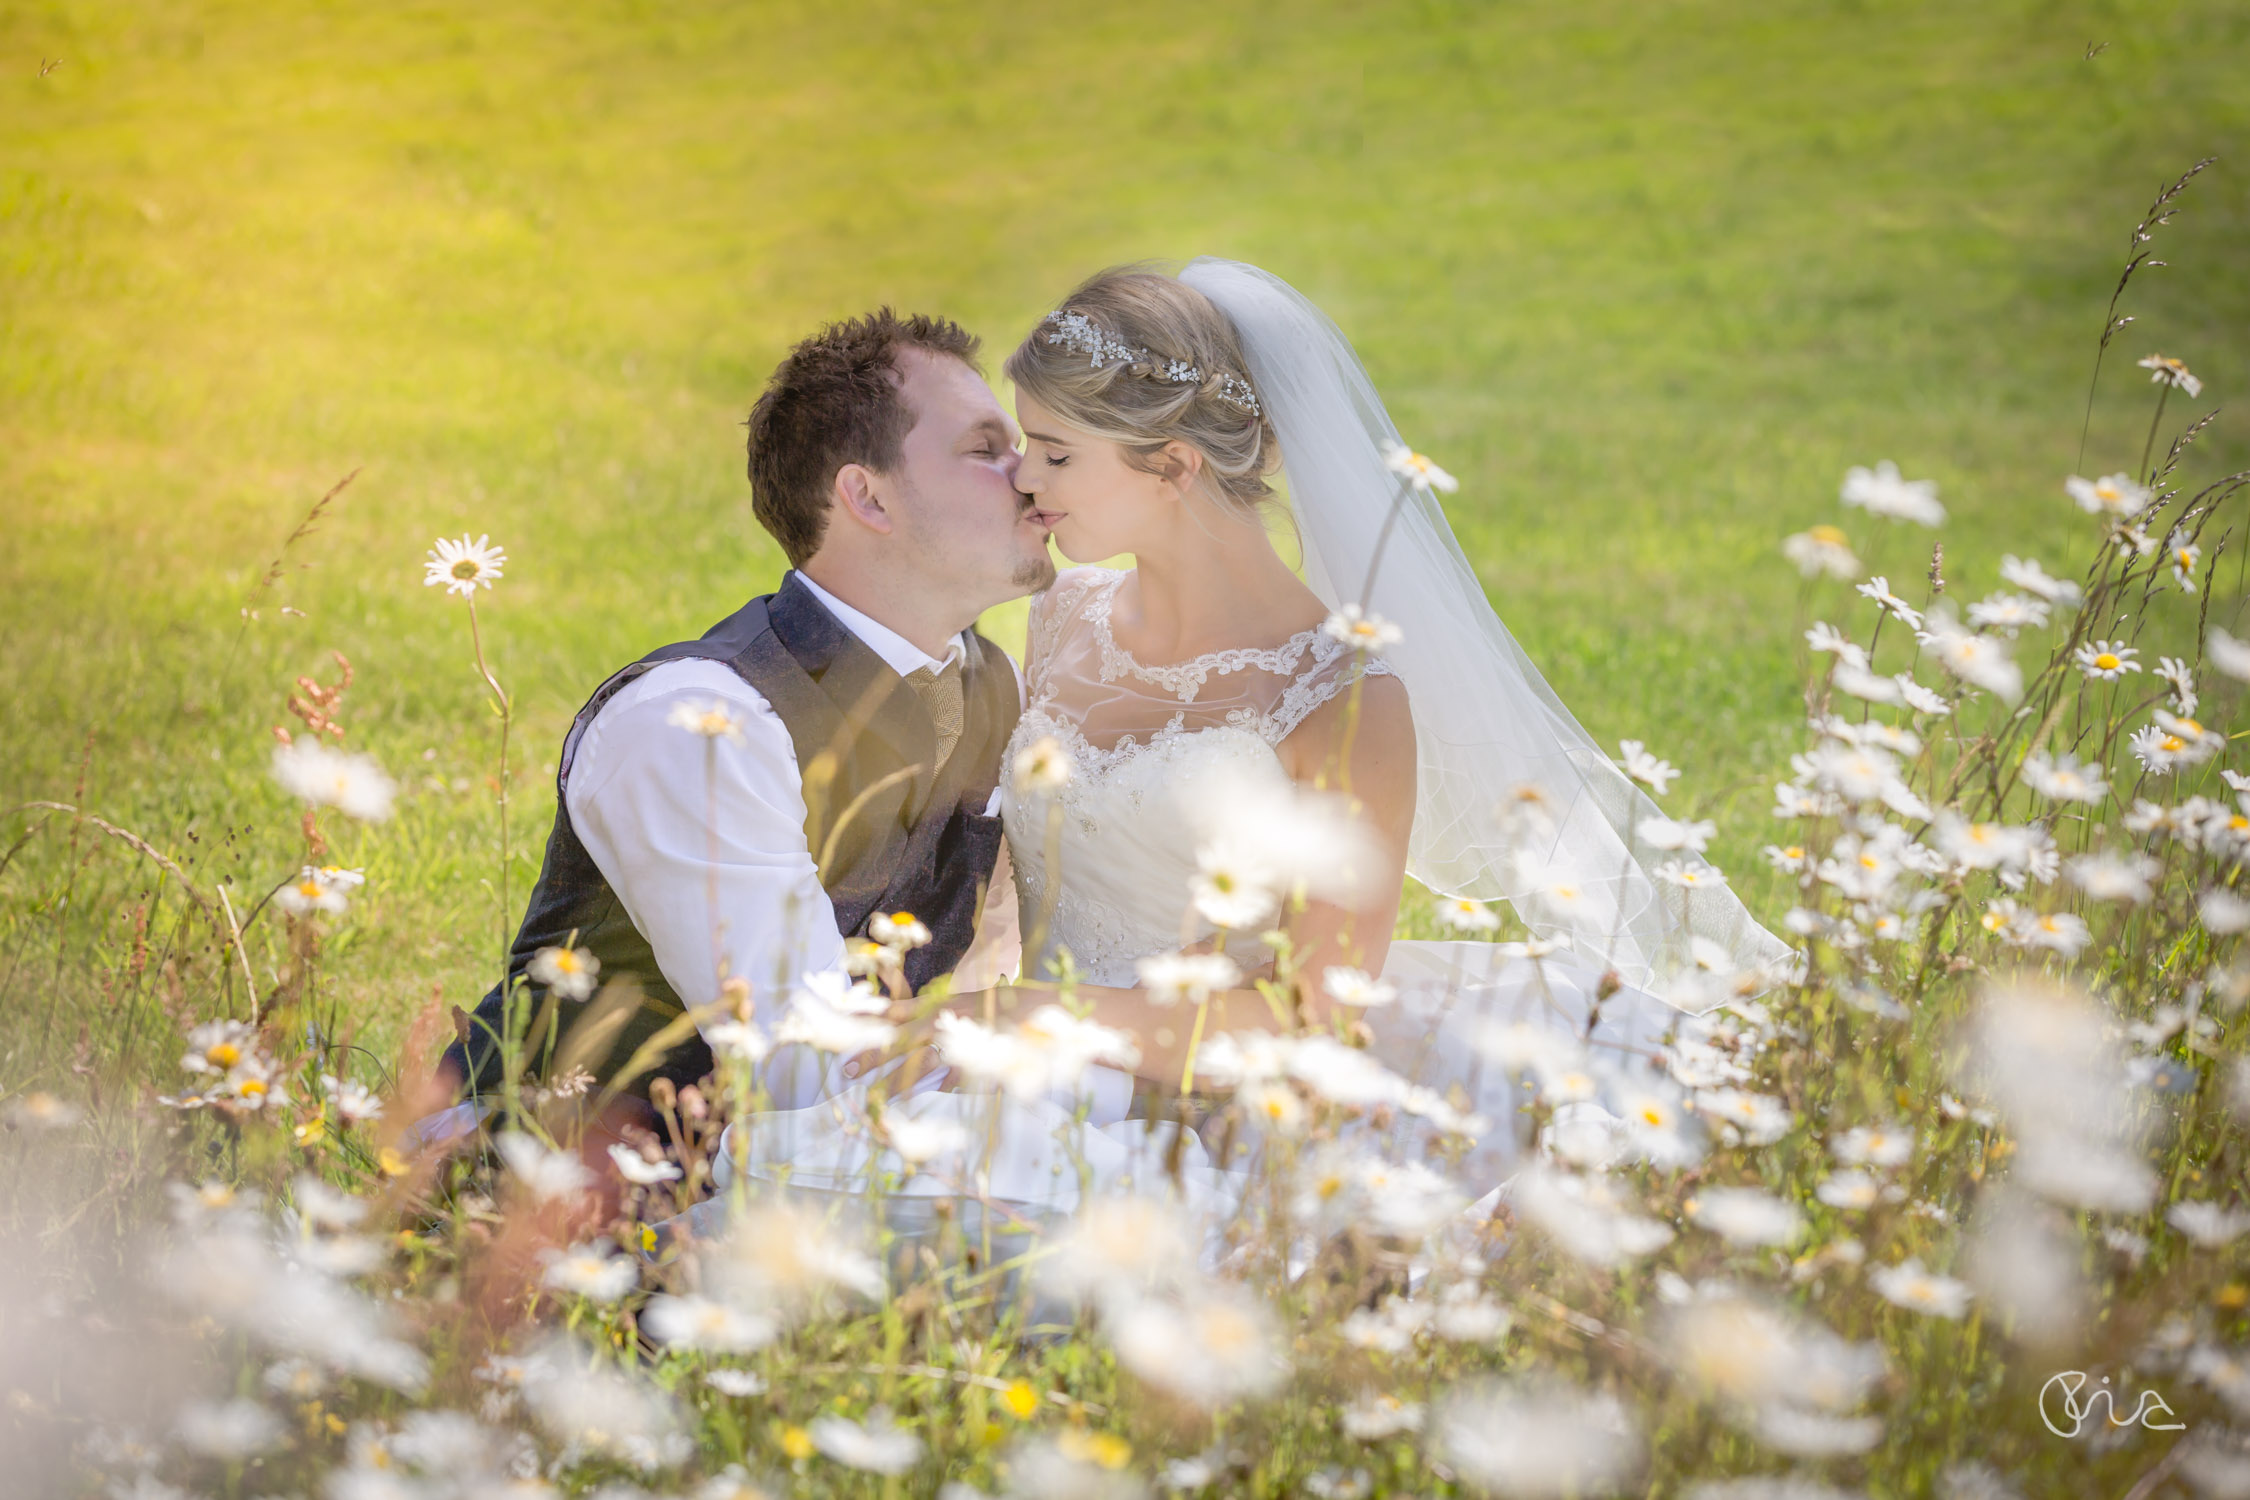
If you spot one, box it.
[1783,523,1860,579]
[1435,1382,1644,1498]
[2138,352,2203,397]
[272,739,398,821]
[1841,461,1944,527]
[1380,439,1457,493]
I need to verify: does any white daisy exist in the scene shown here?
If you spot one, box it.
[667,698,748,745]
[1637,815,1716,853]
[540,1242,639,1302]
[2154,656,2199,715]
[1436,895,1502,933]
[528,945,600,1001]
[2138,352,2203,397]
[1321,967,1399,1008]
[2000,554,2083,607]
[423,534,507,597]
[1135,950,1243,1007]
[1687,1186,1805,1247]
[1189,840,1282,930]
[1965,591,2050,634]
[1918,609,2021,702]
[275,865,359,918]
[2066,473,2152,520]
[1841,461,1945,527]
[606,1144,683,1185]
[1833,1122,1913,1168]
[2020,751,2107,806]
[1804,621,1868,668]
[2066,851,2160,904]
[1870,1258,1972,1318]
[2073,639,2141,681]
[1321,604,1404,655]
[1616,738,1682,795]
[2208,627,2250,683]
[1782,524,1861,580]
[1855,575,1924,629]
[2019,910,2092,957]
[1010,734,1072,792]
[271,740,398,821]
[2168,539,2204,592]
[1380,439,1458,493]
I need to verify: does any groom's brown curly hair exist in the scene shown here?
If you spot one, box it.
[745,309,982,567]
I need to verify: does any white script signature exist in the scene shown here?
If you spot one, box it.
[2038,1371,2187,1438]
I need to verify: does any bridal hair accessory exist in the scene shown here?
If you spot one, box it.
[1040,309,1263,417]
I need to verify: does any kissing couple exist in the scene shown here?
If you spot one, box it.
[433,258,1790,1228]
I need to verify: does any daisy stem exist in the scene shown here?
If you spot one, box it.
[2140,385,2173,487]
[1355,475,1416,608]
[1179,997,1211,1095]
[465,595,513,971]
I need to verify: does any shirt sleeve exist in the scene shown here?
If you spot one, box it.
[563,660,847,1106]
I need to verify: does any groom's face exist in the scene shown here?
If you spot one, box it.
[884,349,1056,601]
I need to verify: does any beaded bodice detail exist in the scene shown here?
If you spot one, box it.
[1002,568,1395,986]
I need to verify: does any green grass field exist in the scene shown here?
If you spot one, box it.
[4,0,2249,1064]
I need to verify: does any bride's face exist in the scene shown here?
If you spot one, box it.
[1012,393,1183,565]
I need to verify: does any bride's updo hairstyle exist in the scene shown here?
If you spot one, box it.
[1003,268,1279,517]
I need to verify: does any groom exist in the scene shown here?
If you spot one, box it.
[436,309,1055,1126]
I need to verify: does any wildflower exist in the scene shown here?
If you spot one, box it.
[2167,1201,2250,1247]
[175,1398,285,1460]
[2067,851,2160,904]
[776,997,894,1056]
[271,740,398,821]
[2138,352,2204,397]
[1321,604,1404,655]
[1039,1198,1197,1309]
[1655,859,1728,890]
[2020,751,2107,805]
[528,944,600,1001]
[706,1369,767,1398]
[668,698,748,744]
[867,910,931,949]
[607,1143,684,1185]
[705,1015,772,1063]
[643,1294,779,1355]
[1611,1078,1704,1168]
[1436,895,1501,933]
[1340,1393,1424,1440]
[935,1006,1138,1098]
[1695,1088,1795,1146]
[1662,1293,1886,1414]
[1855,575,1924,629]
[1637,815,1716,853]
[1783,524,1861,579]
[1833,1122,1912,1168]
[1870,1258,1972,1318]
[2168,539,2204,592]
[1832,662,1902,704]
[2072,639,2142,683]
[1434,1286,1513,1341]
[2132,711,2224,774]
[1435,1382,1645,1498]
[2202,889,2250,936]
[1688,1186,1806,1247]
[1816,1170,1884,1210]
[181,1019,258,1076]
[540,1241,639,1302]
[1841,461,1945,527]
[1965,591,2049,634]
[797,968,886,1015]
[1895,674,1951,715]
[1918,609,2021,702]
[1380,438,1458,493]
[493,1131,593,1202]
[1010,734,1072,792]
[3,1091,81,1130]
[1135,950,1242,1007]
[423,534,507,596]
[876,1109,969,1166]
[1804,620,1867,668]
[2000,554,2083,607]
[1615,738,1681,795]
[1772,781,1836,820]
[1934,816,2034,875]
[2017,910,2091,957]
[1320,966,1398,1008]
[2154,656,2199,715]
[1188,840,1281,929]
[1108,1285,1290,1408]
[1763,843,1808,872]
[2210,627,2250,683]
[1516,1166,1675,1266]
[2066,473,2153,520]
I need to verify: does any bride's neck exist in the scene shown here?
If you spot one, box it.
[1122,503,1322,658]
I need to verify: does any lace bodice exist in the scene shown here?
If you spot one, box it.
[1002,568,1396,985]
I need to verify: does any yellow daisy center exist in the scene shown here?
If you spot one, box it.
[450,557,480,580]
[2094,653,2121,671]
[1809,524,1849,547]
[238,1078,267,1097]
[207,1042,241,1067]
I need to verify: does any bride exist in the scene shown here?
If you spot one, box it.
[714,259,1791,1228]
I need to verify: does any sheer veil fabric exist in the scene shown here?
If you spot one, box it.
[1178,258,1793,1005]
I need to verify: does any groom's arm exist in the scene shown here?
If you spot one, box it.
[566,659,849,1106]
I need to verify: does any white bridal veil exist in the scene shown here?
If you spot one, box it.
[1178,258,1792,1003]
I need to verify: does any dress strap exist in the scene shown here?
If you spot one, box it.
[1262,647,1398,746]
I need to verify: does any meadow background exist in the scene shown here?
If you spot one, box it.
[4,0,2249,1065]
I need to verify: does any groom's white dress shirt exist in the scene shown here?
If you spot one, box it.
[561,574,1017,1111]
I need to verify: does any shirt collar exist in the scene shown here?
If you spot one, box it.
[792,571,963,677]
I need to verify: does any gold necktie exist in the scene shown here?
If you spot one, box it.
[904,657,965,773]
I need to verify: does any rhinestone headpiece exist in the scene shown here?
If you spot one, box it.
[1040,309,1262,418]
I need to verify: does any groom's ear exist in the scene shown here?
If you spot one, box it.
[831,463,896,538]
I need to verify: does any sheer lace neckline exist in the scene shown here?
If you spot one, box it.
[1084,569,1328,705]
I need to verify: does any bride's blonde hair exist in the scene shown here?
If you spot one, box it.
[1003,267,1280,516]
